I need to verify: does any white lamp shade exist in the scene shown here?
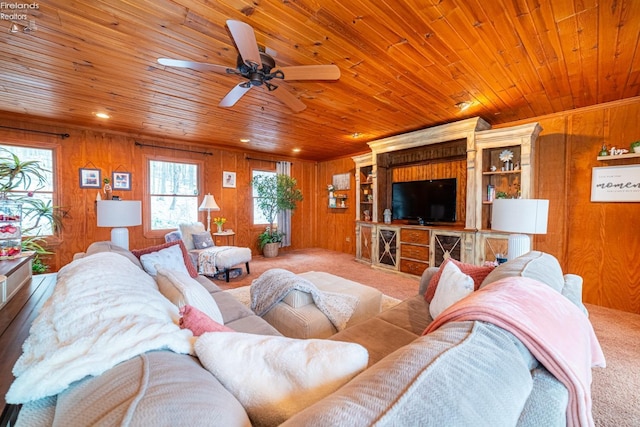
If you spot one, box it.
[97,201,142,227]
[199,194,220,211]
[491,199,549,234]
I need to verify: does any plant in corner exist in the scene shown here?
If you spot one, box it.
[251,174,303,257]
[0,148,63,273]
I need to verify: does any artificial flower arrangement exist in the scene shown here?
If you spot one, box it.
[213,217,226,227]
[499,149,514,163]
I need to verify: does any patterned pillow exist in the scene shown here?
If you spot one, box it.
[131,240,198,278]
[179,222,206,250]
[424,258,495,303]
[429,261,474,319]
[192,232,215,249]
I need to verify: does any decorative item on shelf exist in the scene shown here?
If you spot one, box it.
[363,209,371,221]
[383,208,392,224]
[631,141,640,153]
[367,194,373,202]
[496,191,508,199]
[103,178,112,200]
[340,199,346,208]
[609,146,629,156]
[213,217,226,233]
[491,199,549,261]
[327,184,334,198]
[490,165,497,172]
[514,162,520,171]
[487,185,495,202]
[366,173,373,183]
[199,193,221,232]
[499,149,514,171]
[0,199,22,259]
[599,144,609,156]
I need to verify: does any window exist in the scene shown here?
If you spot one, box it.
[252,170,277,225]
[0,144,55,236]
[148,159,199,230]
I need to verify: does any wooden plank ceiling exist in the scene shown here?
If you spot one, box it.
[0,0,638,161]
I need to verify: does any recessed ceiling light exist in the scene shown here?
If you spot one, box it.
[456,101,472,111]
[351,132,363,138]
[240,138,250,143]
[95,112,110,119]
[292,148,301,153]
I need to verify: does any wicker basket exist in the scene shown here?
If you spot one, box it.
[262,242,280,258]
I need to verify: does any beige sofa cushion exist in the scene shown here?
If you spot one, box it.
[52,351,251,427]
[480,251,565,292]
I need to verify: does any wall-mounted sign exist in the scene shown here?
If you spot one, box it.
[591,165,640,202]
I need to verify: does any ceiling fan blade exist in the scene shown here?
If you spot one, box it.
[219,84,252,108]
[278,65,341,81]
[157,58,231,74]
[226,20,262,68]
[270,87,307,113]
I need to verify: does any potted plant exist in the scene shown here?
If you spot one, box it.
[0,148,63,272]
[251,174,303,257]
[631,140,640,154]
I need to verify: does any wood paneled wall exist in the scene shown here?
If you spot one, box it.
[497,97,640,314]
[0,117,317,272]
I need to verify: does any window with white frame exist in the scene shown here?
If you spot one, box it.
[148,159,199,230]
[0,144,55,236]
[252,170,277,225]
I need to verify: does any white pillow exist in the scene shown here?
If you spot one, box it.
[429,261,474,319]
[179,222,206,250]
[195,332,368,426]
[139,244,190,277]
[155,267,224,324]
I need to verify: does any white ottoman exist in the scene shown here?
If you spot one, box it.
[194,246,252,282]
[260,271,382,339]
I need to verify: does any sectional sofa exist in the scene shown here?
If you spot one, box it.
[5,242,603,426]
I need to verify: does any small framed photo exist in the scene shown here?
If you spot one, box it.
[112,172,131,190]
[332,172,351,190]
[79,168,101,188]
[223,171,236,188]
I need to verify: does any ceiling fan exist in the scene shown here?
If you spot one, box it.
[157,20,341,113]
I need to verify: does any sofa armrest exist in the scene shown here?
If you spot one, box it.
[562,274,588,316]
[418,267,439,296]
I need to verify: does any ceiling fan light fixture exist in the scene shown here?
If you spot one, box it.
[351,132,363,138]
[240,138,250,143]
[456,101,472,111]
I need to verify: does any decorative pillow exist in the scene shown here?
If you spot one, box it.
[179,305,233,336]
[429,261,474,319]
[194,332,369,426]
[156,267,224,324]
[131,240,198,278]
[425,258,495,303]
[192,231,215,249]
[179,222,206,250]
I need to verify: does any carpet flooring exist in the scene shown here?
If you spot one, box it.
[209,248,640,426]
[211,247,420,300]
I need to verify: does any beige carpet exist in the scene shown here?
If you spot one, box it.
[209,248,640,426]
[211,247,420,300]
[225,285,401,312]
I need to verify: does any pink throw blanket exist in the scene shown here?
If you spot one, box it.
[423,277,605,427]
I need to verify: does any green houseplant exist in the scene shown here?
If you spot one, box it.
[0,148,62,273]
[251,174,303,257]
[631,140,640,153]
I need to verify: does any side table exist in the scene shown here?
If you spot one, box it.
[213,230,235,246]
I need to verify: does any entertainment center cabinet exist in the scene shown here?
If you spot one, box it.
[352,117,541,276]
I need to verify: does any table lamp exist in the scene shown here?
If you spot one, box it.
[96,200,142,250]
[199,193,220,232]
[491,199,549,260]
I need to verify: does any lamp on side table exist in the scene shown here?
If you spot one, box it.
[96,200,142,250]
[491,199,549,260]
[199,193,220,232]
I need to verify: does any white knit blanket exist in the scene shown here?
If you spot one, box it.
[250,268,358,331]
[6,252,193,404]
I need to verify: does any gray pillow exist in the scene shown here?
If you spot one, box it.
[192,232,214,249]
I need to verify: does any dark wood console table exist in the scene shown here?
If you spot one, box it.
[0,271,56,421]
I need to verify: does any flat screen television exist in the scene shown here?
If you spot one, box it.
[391,178,457,224]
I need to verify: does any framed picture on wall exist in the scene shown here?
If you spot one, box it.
[591,165,640,202]
[112,172,131,190]
[332,172,350,190]
[223,171,236,188]
[79,168,101,188]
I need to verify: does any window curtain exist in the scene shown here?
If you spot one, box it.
[276,161,292,247]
